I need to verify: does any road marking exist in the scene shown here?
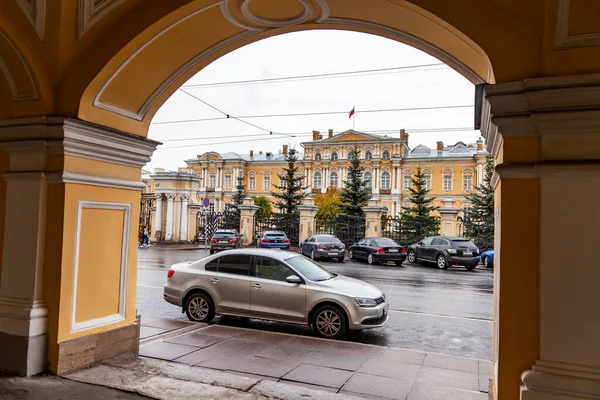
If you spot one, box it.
[388,309,492,322]
[138,284,163,289]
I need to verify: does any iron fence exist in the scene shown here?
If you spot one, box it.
[380,215,402,243]
[458,215,494,251]
[195,207,240,243]
[254,213,300,245]
[314,214,366,247]
[139,193,155,232]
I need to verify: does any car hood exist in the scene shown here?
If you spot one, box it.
[313,274,383,298]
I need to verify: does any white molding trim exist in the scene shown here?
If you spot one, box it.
[0,30,39,102]
[494,161,600,180]
[15,0,46,40]
[78,0,124,39]
[522,360,600,398]
[0,296,48,337]
[240,0,313,28]
[71,201,131,333]
[47,172,146,190]
[554,0,600,50]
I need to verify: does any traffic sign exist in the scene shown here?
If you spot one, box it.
[203,198,210,208]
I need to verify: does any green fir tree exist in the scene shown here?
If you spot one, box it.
[231,175,246,206]
[270,148,307,214]
[401,167,440,244]
[464,154,495,251]
[338,146,371,216]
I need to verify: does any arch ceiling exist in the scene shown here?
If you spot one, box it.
[3,0,600,137]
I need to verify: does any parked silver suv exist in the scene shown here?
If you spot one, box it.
[163,249,389,339]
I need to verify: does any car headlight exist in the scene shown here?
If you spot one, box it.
[381,292,386,301]
[447,249,457,254]
[354,298,378,307]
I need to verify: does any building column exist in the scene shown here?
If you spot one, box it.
[0,117,157,376]
[165,194,175,241]
[179,194,189,242]
[322,168,328,193]
[362,198,387,237]
[481,74,600,400]
[373,167,379,194]
[298,197,318,243]
[154,194,162,240]
[237,197,259,245]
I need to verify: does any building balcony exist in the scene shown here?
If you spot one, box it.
[380,189,391,195]
[312,188,321,194]
[206,187,215,192]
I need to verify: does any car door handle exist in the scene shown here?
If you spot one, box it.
[210,278,219,284]
[252,283,261,289]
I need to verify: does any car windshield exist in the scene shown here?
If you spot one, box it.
[285,256,334,281]
[213,232,234,238]
[373,238,398,247]
[316,235,341,243]
[452,239,478,249]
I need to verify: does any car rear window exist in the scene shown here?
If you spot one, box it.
[266,233,286,238]
[213,232,234,238]
[452,239,478,249]
[373,238,398,247]
[316,235,341,243]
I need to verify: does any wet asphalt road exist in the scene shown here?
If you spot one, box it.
[136,246,494,360]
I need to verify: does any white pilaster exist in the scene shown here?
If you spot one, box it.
[179,194,189,242]
[165,193,175,241]
[154,194,162,240]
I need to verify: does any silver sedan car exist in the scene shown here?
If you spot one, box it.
[163,248,389,339]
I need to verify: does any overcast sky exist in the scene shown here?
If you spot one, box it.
[147,30,479,172]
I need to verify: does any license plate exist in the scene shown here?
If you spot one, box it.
[463,252,472,256]
[388,249,398,252]
[219,241,227,244]
[328,252,338,256]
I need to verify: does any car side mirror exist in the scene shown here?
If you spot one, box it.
[286,275,302,284]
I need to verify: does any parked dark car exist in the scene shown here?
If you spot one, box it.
[209,229,243,254]
[257,230,291,250]
[406,236,479,270]
[300,234,345,262]
[348,237,406,266]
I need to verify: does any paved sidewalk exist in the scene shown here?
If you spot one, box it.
[137,317,491,399]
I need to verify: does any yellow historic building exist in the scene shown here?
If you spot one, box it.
[143,128,487,241]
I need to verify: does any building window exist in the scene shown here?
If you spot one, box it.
[443,170,453,191]
[423,173,432,191]
[330,172,338,187]
[209,203,215,213]
[348,151,356,160]
[331,152,338,160]
[403,174,413,191]
[382,150,390,159]
[313,172,322,189]
[263,175,270,191]
[279,178,286,189]
[381,171,391,190]
[463,172,473,191]
[249,176,256,191]
[209,175,216,188]
[315,152,321,161]
[365,151,372,160]
[224,175,231,189]
[364,172,373,188]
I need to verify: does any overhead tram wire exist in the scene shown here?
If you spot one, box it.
[151,104,474,126]
[181,63,447,89]
[177,89,296,138]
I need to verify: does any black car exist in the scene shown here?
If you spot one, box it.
[348,237,406,266]
[299,234,345,262]
[406,236,479,270]
[209,229,243,254]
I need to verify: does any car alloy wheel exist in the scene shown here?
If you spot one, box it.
[312,306,347,339]
[311,250,316,260]
[484,257,492,268]
[367,253,375,265]
[407,250,416,263]
[348,250,354,259]
[437,255,448,270]
[185,293,215,323]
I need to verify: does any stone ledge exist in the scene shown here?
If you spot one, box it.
[56,317,140,375]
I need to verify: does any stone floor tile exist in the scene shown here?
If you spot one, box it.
[197,325,243,338]
[280,336,331,351]
[141,317,194,330]
[139,326,169,339]
[358,358,421,381]
[416,366,478,391]
[341,372,414,400]
[164,333,225,348]
[255,345,317,361]
[172,348,216,365]
[408,383,488,400]
[139,341,198,360]
[229,371,279,382]
[281,381,339,393]
[322,342,379,358]
[370,348,426,366]
[338,390,390,400]
[479,360,493,375]
[301,350,371,371]
[201,355,300,378]
[234,330,294,345]
[479,374,491,393]
[423,353,479,373]
[282,364,354,389]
